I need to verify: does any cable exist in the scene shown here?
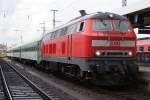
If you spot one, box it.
[59,0,79,12]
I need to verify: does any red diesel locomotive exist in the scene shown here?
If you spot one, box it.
[40,11,138,85]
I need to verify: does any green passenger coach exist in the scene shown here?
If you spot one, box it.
[7,40,41,63]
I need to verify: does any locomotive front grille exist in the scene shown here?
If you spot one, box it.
[92,40,135,47]
[95,50,132,57]
[107,52,124,55]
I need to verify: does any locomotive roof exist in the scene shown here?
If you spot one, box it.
[75,12,127,21]
[46,12,128,34]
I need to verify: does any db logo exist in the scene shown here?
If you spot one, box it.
[111,41,120,46]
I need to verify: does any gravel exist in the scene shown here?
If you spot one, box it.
[4,58,150,100]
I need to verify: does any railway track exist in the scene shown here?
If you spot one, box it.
[0,70,5,100]
[0,60,52,100]
[3,59,150,100]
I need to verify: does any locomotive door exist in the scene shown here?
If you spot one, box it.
[67,34,72,60]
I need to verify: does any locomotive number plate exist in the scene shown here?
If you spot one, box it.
[111,41,120,46]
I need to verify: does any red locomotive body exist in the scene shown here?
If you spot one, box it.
[40,12,138,85]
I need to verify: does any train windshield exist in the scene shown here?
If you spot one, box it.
[114,20,132,32]
[93,20,112,31]
[93,19,132,32]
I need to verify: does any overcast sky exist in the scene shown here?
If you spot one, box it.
[0,0,147,47]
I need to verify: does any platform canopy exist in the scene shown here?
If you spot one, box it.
[112,0,150,28]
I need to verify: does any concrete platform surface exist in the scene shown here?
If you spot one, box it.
[139,66,150,72]
[139,66,150,91]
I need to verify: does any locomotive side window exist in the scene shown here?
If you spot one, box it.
[43,33,51,41]
[67,24,77,34]
[79,22,84,31]
[139,46,144,52]
[59,28,64,37]
[50,32,56,39]
[67,25,73,34]
[50,32,53,39]
[63,27,68,35]
[48,33,51,40]
[43,36,46,41]
[93,20,112,31]
[59,27,68,36]
[114,20,132,32]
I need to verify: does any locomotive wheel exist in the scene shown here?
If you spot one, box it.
[126,64,139,81]
[60,64,83,79]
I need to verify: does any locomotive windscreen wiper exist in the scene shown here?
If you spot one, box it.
[100,20,107,26]
[118,20,121,27]
[93,19,112,31]
[114,20,132,32]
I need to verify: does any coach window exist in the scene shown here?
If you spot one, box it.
[148,46,150,51]
[139,46,144,52]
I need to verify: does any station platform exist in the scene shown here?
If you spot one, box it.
[138,64,150,91]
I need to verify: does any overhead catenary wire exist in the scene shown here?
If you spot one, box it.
[59,0,79,12]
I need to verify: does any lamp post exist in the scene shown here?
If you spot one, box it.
[13,29,23,61]
[40,21,46,37]
[51,10,58,28]
[122,0,127,7]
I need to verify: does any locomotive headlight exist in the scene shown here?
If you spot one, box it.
[128,51,132,56]
[96,51,101,56]
[109,13,113,18]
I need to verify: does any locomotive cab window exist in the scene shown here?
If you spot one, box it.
[93,20,112,31]
[114,20,132,32]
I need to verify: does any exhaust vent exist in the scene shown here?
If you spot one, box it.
[79,10,87,16]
